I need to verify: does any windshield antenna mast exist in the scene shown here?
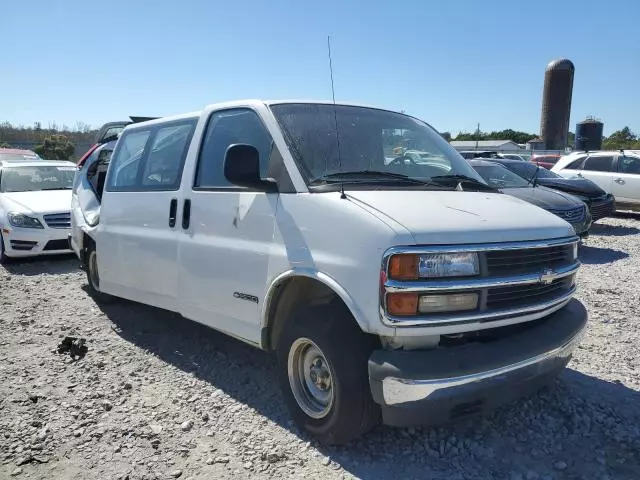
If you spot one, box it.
[327,35,346,199]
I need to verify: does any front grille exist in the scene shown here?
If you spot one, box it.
[486,244,574,276]
[487,274,575,310]
[44,212,71,229]
[10,240,37,251]
[548,206,585,223]
[590,199,614,220]
[43,239,70,251]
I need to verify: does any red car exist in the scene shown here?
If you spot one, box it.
[531,154,561,170]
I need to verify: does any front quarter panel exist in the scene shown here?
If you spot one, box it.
[265,192,412,336]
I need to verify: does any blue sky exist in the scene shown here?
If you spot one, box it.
[2,0,639,136]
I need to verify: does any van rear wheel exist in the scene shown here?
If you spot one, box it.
[276,302,380,445]
[86,246,115,303]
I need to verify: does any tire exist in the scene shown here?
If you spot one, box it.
[85,245,115,303]
[0,235,10,265]
[276,301,380,445]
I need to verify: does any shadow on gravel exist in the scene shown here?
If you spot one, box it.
[1,255,80,276]
[93,294,640,480]
[614,211,640,221]
[579,245,629,265]
[590,223,640,237]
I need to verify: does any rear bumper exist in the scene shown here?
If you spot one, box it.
[368,298,587,427]
[1,226,72,258]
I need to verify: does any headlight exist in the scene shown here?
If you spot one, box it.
[388,252,479,280]
[8,213,44,229]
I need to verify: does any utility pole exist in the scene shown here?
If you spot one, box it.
[475,122,480,150]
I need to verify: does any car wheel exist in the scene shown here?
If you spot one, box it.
[276,301,380,445]
[86,245,115,303]
[0,234,10,265]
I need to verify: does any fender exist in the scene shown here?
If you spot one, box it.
[261,268,370,345]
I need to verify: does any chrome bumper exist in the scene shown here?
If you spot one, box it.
[382,327,583,405]
[368,299,588,427]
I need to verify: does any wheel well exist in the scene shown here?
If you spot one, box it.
[82,233,95,265]
[264,276,360,351]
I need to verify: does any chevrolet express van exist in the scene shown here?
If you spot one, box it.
[70,100,587,444]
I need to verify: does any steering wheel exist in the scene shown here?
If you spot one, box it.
[388,155,418,167]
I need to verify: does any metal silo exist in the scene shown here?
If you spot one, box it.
[540,59,575,150]
[575,117,603,151]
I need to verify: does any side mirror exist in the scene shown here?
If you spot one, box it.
[223,144,278,192]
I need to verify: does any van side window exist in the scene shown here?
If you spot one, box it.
[108,130,151,189]
[583,156,614,172]
[195,109,272,188]
[141,122,196,189]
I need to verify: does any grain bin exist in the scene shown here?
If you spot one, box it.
[540,59,575,150]
[575,118,603,151]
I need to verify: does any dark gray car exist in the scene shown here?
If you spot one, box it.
[469,159,592,237]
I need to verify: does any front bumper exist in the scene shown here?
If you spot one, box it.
[589,196,615,221]
[1,226,72,258]
[368,298,587,427]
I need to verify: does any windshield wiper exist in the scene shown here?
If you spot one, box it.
[430,174,498,192]
[527,164,540,187]
[310,170,445,186]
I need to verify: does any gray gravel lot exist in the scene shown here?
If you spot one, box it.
[1,216,639,480]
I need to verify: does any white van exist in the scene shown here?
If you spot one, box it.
[70,100,587,444]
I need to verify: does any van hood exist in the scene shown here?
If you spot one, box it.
[346,190,575,245]
[2,190,72,215]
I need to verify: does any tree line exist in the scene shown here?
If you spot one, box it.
[1,121,639,160]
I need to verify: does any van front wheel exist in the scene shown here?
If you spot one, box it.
[276,302,380,445]
[86,246,115,304]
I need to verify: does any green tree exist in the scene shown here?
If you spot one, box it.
[34,134,75,160]
[602,127,640,150]
[0,142,11,148]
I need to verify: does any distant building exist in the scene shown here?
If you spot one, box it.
[450,140,522,151]
[526,137,545,150]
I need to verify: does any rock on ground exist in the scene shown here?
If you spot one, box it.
[1,216,639,479]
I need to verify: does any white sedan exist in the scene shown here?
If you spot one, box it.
[0,160,76,263]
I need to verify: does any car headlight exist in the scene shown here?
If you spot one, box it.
[8,212,44,229]
[388,252,479,280]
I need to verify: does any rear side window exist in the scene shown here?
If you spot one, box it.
[107,119,196,191]
[194,109,272,189]
[565,156,586,169]
[583,156,614,172]
[619,156,640,174]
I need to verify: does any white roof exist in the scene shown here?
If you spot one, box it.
[450,140,520,148]
[0,159,76,168]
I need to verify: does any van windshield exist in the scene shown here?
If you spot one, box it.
[270,103,485,189]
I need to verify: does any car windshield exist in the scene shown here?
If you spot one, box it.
[270,103,485,188]
[504,161,560,179]
[0,165,76,192]
[472,163,531,188]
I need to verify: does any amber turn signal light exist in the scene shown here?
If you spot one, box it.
[388,254,419,280]
[386,292,418,316]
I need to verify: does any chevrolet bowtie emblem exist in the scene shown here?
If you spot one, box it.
[539,268,557,285]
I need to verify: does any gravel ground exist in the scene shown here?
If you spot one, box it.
[1,216,639,480]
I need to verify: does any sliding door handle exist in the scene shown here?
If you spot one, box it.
[182,199,191,229]
[168,198,178,227]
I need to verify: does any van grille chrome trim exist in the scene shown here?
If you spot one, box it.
[381,236,580,327]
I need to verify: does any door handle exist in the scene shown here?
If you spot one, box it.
[182,199,191,229]
[168,198,178,227]
[614,178,625,185]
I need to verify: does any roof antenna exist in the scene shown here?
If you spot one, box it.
[327,35,346,199]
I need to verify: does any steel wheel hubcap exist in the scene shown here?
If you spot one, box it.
[288,338,334,419]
